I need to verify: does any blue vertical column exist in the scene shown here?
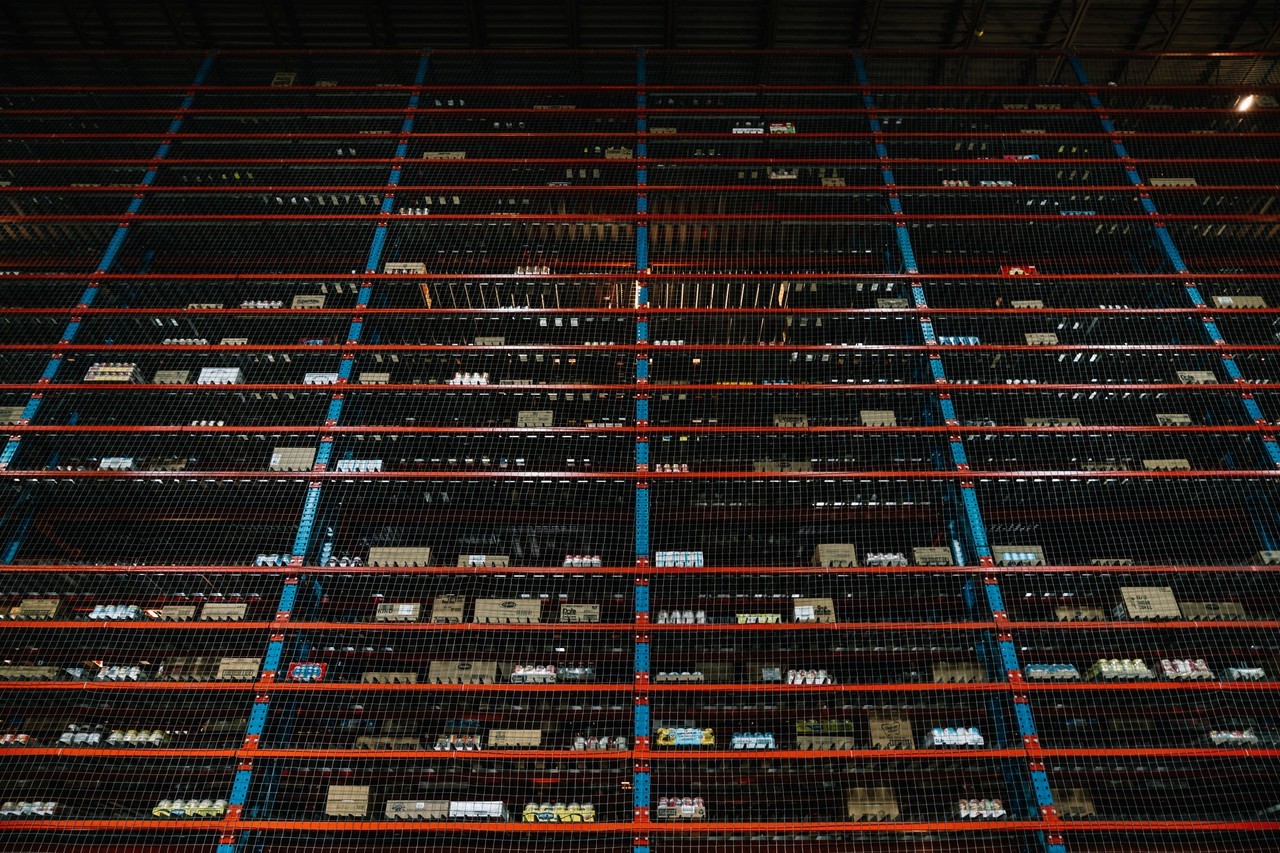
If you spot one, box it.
[854,52,1064,853]
[632,47,652,849]
[0,52,217,474]
[217,50,430,853]
[1068,56,1280,477]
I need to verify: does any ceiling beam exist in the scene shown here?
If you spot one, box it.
[0,4,31,48]
[1240,12,1280,82]
[666,0,677,48]
[1046,0,1093,83]
[1197,0,1258,82]
[1137,0,1196,83]
[861,0,884,48]
[279,0,304,46]
[361,0,381,47]
[465,0,486,49]
[760,0,780,49]
[259,0,284,47]
[566,0,579,49]
[961,0,989,50]
[155,0,189,49]
[90,0,124,46]
[58,1,94,48]
[184,0,213,47]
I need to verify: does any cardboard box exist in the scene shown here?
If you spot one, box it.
[1255,550,1280,565]
[517,410,554,428]
[1149,177,1197,187]
[773,413,809,428]
[361,671,418,684]
[796,734,854,749]
[384,262,427,274]
[822,176,847,187]
[157,605,197,621]
[1024,417,1081,426]
[358,372,391,385]
[912,546,954,566]
[560,603,600,623]
[1118,586,1180,620]
[932,662,986,683]
[430,595,466,624]
[271,71,296,87]
[869,716,914,749]
[1156,413,1192,426]
[753,460,813,472]
[187,302,223,309]
[475,336,506,346]
[1055,606,1107,622]
[1011,299,1045,308]
[604,147,633,159]
[1025,332,1059,345]
[220,337,248,346]
[157,656,219,681]
[474,598,540,623]
[792,598,835,623]
[0,665,61,681]
[200,603,247,622]
[1180,601,1246,621]
[423,151,466,160]
[846,787,899,821]
[215,657,261,681]
[813,543,858,568]
[325,785,369,817]
[386,800,449,820]
[876,297,908,308]
[1089,558,1134,566]
[1052,788,1097,819]
[368,546,431,567]
[269,447,316,472]
[488,729,542,747]
[355,736,421,749]
[152,370,190,385]
[859,409,897,427]
[0,406,25,425]
[457,553,510,567]
[1142,458,1191,470]
[427,660,500,684]
[376,602,421,622]
[1213,294,1268,308]
[292,294,326,308]
[1177,370,1216,384]
[12,598,59,620]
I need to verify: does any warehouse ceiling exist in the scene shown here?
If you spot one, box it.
[3,0,1279,54]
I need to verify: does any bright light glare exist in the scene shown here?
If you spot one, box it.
[1237,94,1256,111]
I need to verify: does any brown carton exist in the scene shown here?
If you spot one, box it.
[1011,299,1045,308]
[157,605,197,621]
[1156,413,1192,426]
[215,657,261,681]
[269,447,316,472]
[753,460,813,472]
[813,543,858,568]
[291,294,326,308]
[912,546,955,566]
[358,372,391,385]
[846,787,900,821]
[991,544,1046,566]
[792,598,836,623]
[1212,294,1267,308]
[200,603,247,621]
[423,151,466,160]
[876,297,908,308]
[604,147,633,159]
[0,665,61,681]
[932,662,986,683]
[822,176,847,187]
[361,671,418,684]
[430,595,466,624]
[773,413,809,428]
[152,370,190,385]
[427,660,500,684]
[1142,458,1191,471]
[1179,601,1246,621]
[325,785,369,817]
[1177,370,1216,384]
[368,546,432,567]
[560,603,600,623]
[474,337,506,346]
[375,602,421,622]
[384,262,427,274]
[12,598,59,620]
[517,410,554,428]
[1024,332,1059,345]
[488,729,542,747]
[157,656,219,681]
[1118,586,1180,620]
[474,598,540,624]
[859,410,897,427]
[1052,788,1097,819]
[355,736,420,749]
[1055,606,1108,622]
[869,716,914,749]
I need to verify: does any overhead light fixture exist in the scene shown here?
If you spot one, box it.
[1236,94,1256,111]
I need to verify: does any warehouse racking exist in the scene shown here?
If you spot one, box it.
[0,45,1279,853]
